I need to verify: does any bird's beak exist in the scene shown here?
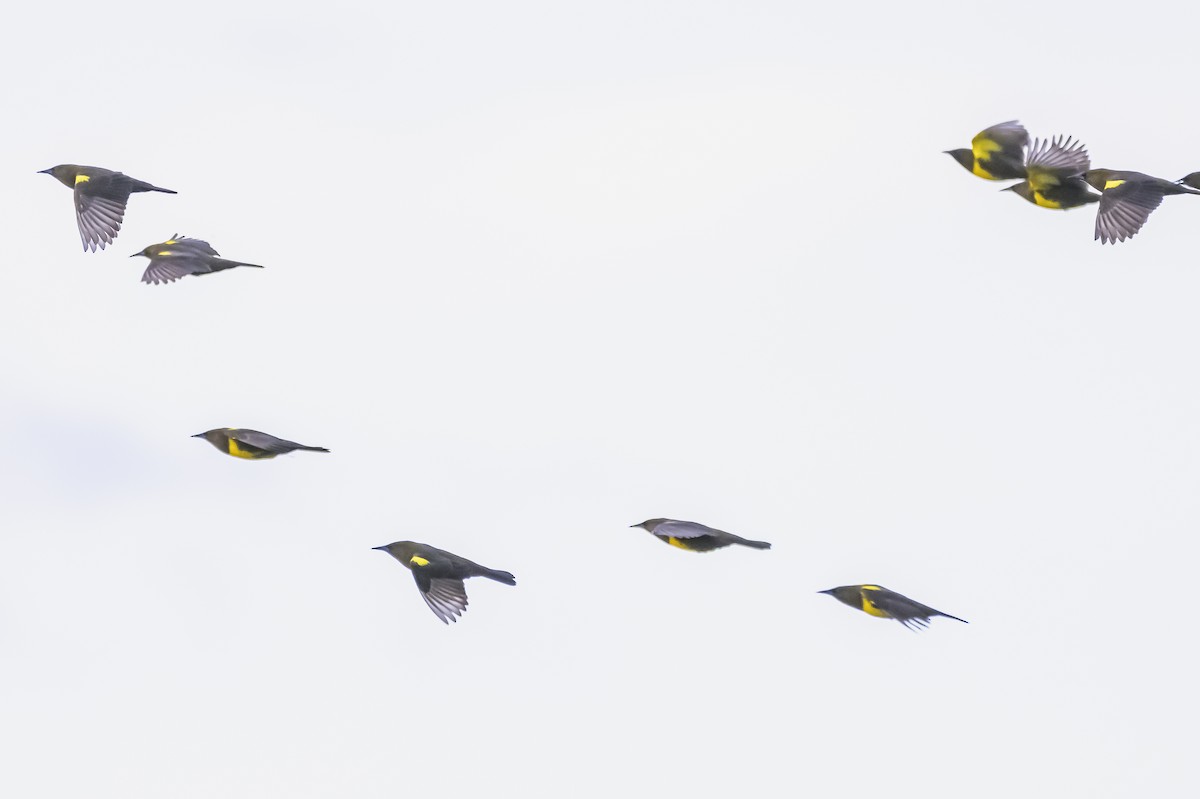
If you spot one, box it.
[129,253,140,258]
[190,433,205,438]
[371,545,388,551]
[1000,185,1017,192]
[37,168,52,175]
[817,589,834,595]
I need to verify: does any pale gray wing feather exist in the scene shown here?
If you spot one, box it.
[420,578,469,624]
[75,193,127,252]
[228,429,304,453]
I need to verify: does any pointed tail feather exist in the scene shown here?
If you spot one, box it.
[734,537,771,550]
[482,568,516,586]
[212,259,264,270]
[298,445,330,453]
[129,179,177,194]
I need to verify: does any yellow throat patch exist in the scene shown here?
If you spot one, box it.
[666,536,694,551]
[410,555,431,567]
[1104,179,1126,190]
[74,174,90,185]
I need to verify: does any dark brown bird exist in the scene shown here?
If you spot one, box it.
[39,164,176,252]
[944,121,1029,181]
[131,236,263,284]
[1083,169,1200,243]
[373,541,516,624]
[191,428,329,459]
[630,519,771,552]
[819,584,967,631]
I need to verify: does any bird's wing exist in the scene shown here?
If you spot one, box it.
[1025,136,1090,189]
[74,190,128,252]
[227,429,300,453]
[651,520,719,539]
[972,120,1028,160]
[415,576,469,624]
[169,237,220,256]
[1095,181,1166,243]
[141,254,207,285]
[863,589,936,625]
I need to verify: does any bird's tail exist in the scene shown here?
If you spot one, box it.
[212,258,265,271]
[1178,172,1200,191]
[938,611,969,624]
[733,536,772,550]
[130,179,178,195]
[482,568,517,586]
[298,445,330,453]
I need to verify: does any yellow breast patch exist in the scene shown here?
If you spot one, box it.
[74,175,90,185]
[1104,179,1126,190]
[226,439,259,459]
[410,555,430,567]
[666,536,694,550]
[1033,192,1063,209]
[971,162,996,180]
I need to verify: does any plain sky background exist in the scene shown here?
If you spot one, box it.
[2,1,1197,796]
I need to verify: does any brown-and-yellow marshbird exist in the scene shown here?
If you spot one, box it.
[1003,135,1100,211]
[38,164,175,252]
[192,428,329,459]
[1083,169,1200,243]
[819,584,966,631]
[944,121,1029,181]
[630,519,771,552]
[373,541,516,624]
[131,236,263,284]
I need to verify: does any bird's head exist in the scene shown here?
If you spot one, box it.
[818,586,861,608]
[943,148,976,172]
[1001,182,1035,202]
[37,164,78,188]
[630,519,666,532]
[190,429,227,448]
[132,235,183,259]
[372,541,415,563]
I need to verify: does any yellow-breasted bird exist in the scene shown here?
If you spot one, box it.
[192,428,329,459]
[1083,169,1200,243]
[630,518,771,552]
[944,121,1029,180]
[131,236,263,284]
[372,541,516,624]
[1003,135,1100,210]
[819,585,967,631]
[38,164,176,252]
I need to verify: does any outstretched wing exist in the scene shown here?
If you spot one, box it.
[141,253,208,284]
[972,120,1028,161]
[75,191,128,252]
[413,573,469,624]
[1025,135,1090,190]
[1095,182,1166,244]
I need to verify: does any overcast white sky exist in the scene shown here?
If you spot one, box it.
[1,1,1197,796]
